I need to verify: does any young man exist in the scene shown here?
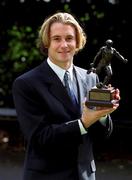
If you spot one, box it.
[12,12,119,180]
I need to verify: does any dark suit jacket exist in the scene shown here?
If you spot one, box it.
[12,60,113,180]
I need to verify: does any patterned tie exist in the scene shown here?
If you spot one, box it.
[64,71,77,106]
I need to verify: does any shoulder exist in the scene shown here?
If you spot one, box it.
[14,60,47,82]
[101,46,106,51]
[74,66,87,75]
[13,60,47,90]
[75,66,97,78]
[74,65,99,84]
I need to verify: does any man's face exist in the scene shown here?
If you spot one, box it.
[48,22,77,68]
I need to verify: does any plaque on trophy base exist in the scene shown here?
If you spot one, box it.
[86,87,116,107]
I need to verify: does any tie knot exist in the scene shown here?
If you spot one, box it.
[64,71,70,82]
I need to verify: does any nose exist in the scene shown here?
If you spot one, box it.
[60,39,68,48]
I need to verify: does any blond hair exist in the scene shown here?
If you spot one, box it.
[37,12,87,55]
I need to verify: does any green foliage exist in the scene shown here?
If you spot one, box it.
[5,25,42,72]
[0,25,43,107]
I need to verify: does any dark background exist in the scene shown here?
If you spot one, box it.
[0,0,131,159]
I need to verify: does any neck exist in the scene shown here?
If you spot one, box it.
[48,57,73,70]
[59,61,72,70]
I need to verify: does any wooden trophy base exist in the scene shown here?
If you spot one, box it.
[86,87,116,107]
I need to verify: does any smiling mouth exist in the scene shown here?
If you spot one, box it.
[59,51,70,54]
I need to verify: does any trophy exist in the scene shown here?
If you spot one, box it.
[86,84,117,107]
[86,39,128,107]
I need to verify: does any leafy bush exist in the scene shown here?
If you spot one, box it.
[0,25,43,107]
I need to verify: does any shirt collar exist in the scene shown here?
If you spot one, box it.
[47,58,74,82]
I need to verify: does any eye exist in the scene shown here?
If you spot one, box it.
[51,36,61,42]
[54,37,60,41]
[66,36,74,41]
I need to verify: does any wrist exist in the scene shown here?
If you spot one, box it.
[80,118,87,131]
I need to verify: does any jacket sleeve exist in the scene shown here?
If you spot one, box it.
[88,114,113,142]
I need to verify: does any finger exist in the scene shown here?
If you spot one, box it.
[115,88,120,100]
[108,84,112,88]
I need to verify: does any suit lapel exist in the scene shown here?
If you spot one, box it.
[42,61,80,115]
[49,79,75,112]
[73,67,88,112]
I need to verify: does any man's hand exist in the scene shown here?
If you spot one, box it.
[81,103,119,129]
[81,88,120,129]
